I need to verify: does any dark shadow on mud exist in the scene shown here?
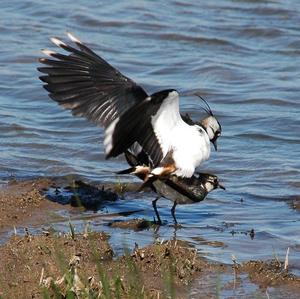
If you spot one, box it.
[44,180,119,211]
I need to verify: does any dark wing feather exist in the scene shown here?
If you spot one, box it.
[163,176,207,202]
[38,33,148,128]
[104,99,164,166]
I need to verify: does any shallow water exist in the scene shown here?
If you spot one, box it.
[1,0,300,284]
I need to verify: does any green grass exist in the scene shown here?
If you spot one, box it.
[40,224,157,299]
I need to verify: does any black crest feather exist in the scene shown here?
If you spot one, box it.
[195,93,214,116]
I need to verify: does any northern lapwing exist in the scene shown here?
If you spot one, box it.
[123,149,225,225]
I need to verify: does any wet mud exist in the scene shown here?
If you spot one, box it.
[0,178,68,235]
[0,231,216,298]
[0,179,300,298]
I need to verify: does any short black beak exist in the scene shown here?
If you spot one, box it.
[212,139,218,151]
[218,183,226,190]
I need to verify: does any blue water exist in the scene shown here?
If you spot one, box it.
[1,0,300,282]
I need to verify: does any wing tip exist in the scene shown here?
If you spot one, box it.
[104,142,114,160]
[67,32,82,44]
[39,57,48,64]
[41,49,56,57]
[50,37,67,47]
[39,75,48,83]
[105,153,112,160]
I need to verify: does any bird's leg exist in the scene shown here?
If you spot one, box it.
[171,200,178,226]
[152,197,162,225]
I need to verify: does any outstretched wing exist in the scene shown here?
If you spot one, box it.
[38,34,185,166]
[38,33,148,127]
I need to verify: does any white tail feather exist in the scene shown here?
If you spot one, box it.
[134,166,150,174]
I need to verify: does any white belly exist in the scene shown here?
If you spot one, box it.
[171,125,210,177]
[150,92,210,177]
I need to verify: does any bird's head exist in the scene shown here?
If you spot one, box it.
[199,173,225,192]
[200,116,222,151]
[195,94,221,151]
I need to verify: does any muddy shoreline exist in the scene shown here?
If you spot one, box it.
[0,178,66,236]
[0,179,300,298]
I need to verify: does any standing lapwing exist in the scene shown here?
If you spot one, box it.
[123,149,225,225]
